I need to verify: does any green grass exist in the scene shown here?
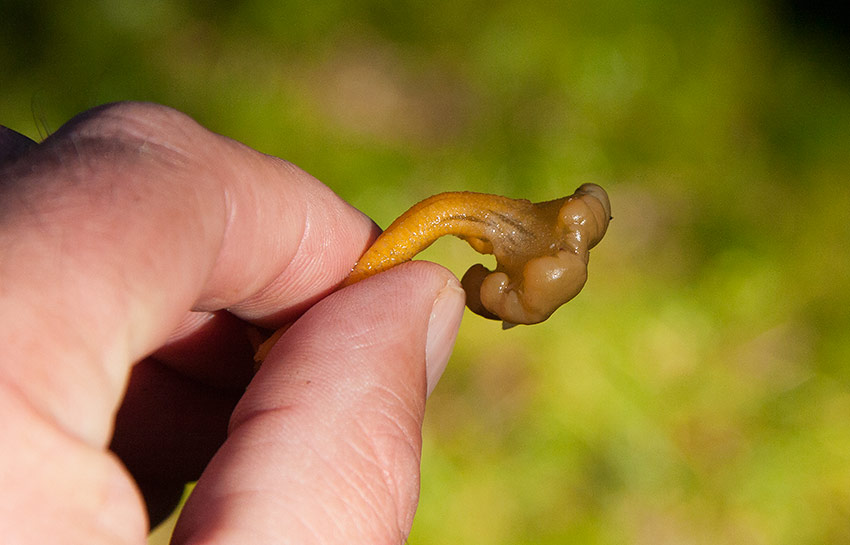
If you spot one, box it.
[4,1,850,543]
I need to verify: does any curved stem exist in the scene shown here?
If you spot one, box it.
[343,191,531,285]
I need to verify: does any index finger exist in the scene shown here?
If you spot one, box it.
[0,102,376,446]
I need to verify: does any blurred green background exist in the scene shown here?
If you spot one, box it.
[3,1,850,543]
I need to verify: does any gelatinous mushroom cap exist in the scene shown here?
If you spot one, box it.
[461,183,611,325]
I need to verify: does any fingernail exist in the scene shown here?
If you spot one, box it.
[425,280,465,397]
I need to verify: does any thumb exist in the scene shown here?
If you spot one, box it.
[172,261,465,545]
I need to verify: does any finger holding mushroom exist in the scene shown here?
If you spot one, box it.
[345,183,611,326]
[256,184,610,363]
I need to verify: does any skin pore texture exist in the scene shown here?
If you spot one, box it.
[257,184,610,361]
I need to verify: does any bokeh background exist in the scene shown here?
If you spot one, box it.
[3,1,850,543]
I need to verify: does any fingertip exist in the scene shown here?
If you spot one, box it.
[177,262,463,544]
[335,260,464,397]
[425,277,465,397]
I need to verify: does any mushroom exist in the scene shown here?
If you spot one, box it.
[345,183,611,326]
[255,184,610,363]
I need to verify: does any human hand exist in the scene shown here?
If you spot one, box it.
[0,102,465,544]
